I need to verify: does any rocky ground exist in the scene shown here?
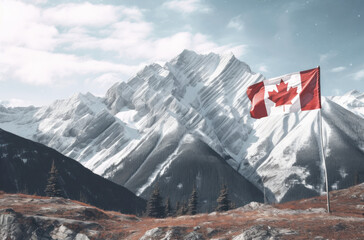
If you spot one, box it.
[1,183,364,240]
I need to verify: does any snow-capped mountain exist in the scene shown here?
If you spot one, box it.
[329,90,364,119]
[1,50,363,208]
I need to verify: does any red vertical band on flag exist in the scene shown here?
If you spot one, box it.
[247,81,268,119]
[299,67,321,111]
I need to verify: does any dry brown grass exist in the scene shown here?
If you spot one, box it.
[1,183,364,239]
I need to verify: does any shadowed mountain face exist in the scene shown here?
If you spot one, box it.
[108,128,264,212]
[1,50,364,206]
[0,128,146,215]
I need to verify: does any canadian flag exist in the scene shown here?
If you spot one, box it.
[247,67,321,119]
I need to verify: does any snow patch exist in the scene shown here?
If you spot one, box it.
[196,171,202,189]
[182,134,195,144]
[136,125,183,196]
[161,116,179,137]
[339,167,348,178]
[183,82,204,104]
[115,108,138,127]
[79,93,107,114]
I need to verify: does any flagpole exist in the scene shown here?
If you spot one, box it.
[318,66,330,213]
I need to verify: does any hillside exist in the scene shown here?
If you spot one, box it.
[1,183,363,239]
[0,128,146,215]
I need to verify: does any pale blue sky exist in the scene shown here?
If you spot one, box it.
[0,0,363,106]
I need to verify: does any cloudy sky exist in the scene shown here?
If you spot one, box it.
[0,0,363,107]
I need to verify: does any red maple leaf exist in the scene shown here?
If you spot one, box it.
[268,79,298,106]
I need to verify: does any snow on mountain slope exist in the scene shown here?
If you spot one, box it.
[0,92,140,168]
[1,50,364,206]
[104,114,263,211]
[239,98,364,202]
[330,90,364,119]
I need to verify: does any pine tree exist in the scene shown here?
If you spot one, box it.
[229,201,236,210]
[175,201,181,216]
[164,197,173,217]
[182,202,188,215]
[21,184,29,195]
[146,186,164,218]
[354,171,359,185]
[44,160,63,197]
[176,200,187,216]
[216,184,230,212]
[79,191,89,204]
[187,185,198,215]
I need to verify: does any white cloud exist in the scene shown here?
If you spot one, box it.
[23,0,48,4]
[88,73,124,88]
[163,0,211,14]
[0,47,140,85]
[0,0,246,90]
[85,73,125,96]
[42,2,141,27]
[319,51,337,63]
[332,88,342,96]
[330,66,346,73]
[111,21,153,39]
[0,98,34,107]
[64,21,153,59]
[119,6,144,21]
[68,27,246,62]
[0,0,58,51]
[353,69,364,81]
[227,15,244,31]
[0,1,144,86]
[258,65,268,73]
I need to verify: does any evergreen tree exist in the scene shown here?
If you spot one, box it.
[44,160,63,197]
[216,184,230,212]
[79,191,89,204]
[146,186,164,218]
[229,201,236,210]
[164,197,173,217]
[182,202,188,215]
[21,184,29,195]
[187,185,198,215]
[354,171,359,185]
[176,200,187,216]
[175,201,181,216]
